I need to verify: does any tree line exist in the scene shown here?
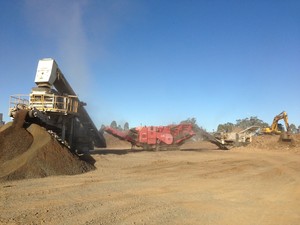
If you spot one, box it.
[100,121,130,132]
[102,116,299,134]
[217,116,299,134]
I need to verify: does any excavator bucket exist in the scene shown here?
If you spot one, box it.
[279,132,293,142]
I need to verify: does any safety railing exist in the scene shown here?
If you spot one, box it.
[29,93,79,114]
[9,95,30,111]
[9,94,79,114]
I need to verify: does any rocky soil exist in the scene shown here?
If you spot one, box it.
[1,126,300,224]
[0,120,95,181]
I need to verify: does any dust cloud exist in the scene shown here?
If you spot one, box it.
[24,0,90,95]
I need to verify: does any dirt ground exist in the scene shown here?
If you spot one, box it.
[1,136,300,225]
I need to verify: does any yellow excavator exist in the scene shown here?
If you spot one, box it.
[261,111,293,141]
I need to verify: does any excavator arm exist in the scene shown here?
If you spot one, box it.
[262,111,293,142]
[269,111,290,133]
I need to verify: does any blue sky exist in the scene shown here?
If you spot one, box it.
[0,0,299,131]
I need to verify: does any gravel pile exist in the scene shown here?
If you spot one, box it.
[0,113,95,181]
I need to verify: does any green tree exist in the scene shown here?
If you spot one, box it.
[236,116,268,129]
[110,120,117,129]
[124,122,129,130]
[289,123,297,133]
[99,124,106,134]
[180,117,197,125]
[217,122,235,132]
[217,116,268,132]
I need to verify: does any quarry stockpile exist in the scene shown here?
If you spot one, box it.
[240,133,300,152]
[104,133,132,149]
[0,119,95,182]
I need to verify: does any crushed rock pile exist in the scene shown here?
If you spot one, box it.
[242,134,300,152]
[104,133,131,148]
[0,120,95,182]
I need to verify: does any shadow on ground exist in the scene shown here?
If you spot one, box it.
[90,148,222,155]
[90,148,153,155]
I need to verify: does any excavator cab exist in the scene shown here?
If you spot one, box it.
[277,123,284,132]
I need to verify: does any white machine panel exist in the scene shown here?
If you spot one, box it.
[34,58,58,86]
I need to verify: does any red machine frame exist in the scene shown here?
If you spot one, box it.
[105,123,195,150]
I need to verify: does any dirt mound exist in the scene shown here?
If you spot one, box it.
[242,134,300,152]
[180,139,219,150]
[104,133,131,148]
[0,121,95,181]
